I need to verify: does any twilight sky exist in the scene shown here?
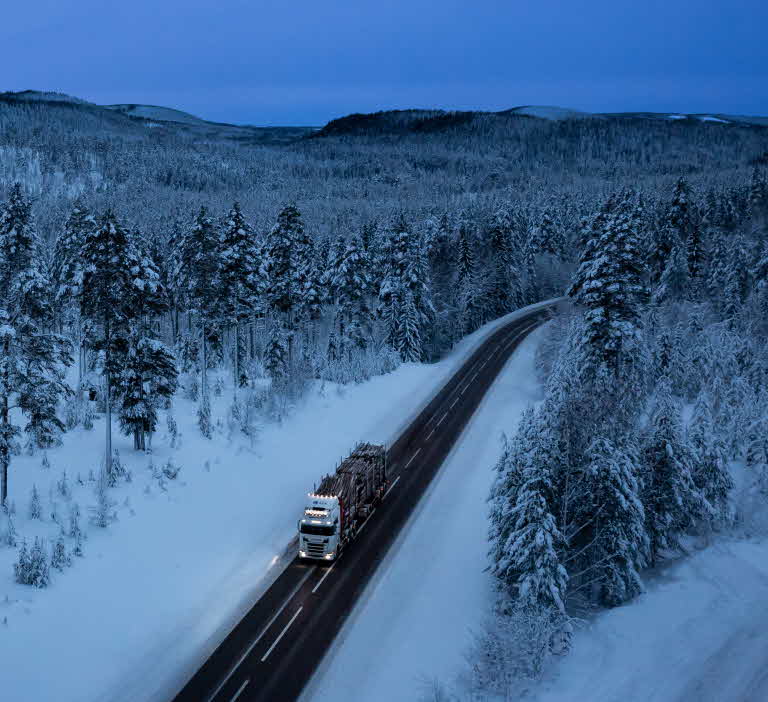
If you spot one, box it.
[2,0,766,126]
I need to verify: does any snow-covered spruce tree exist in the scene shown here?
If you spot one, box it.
[330,233,372,361]
[79,209,135,475]
[687,391,734,527]
[0,184,71,505]
[568,191,648,434]
[173,206,221,418]
[263,204,306,368]
[574,437,648,607]
[640,376,705,566]
[115,232,178,451]
[52,199,96,379]
[529,209,564,259]
[649,177,697,284]
[486,208,524,318]
[490,417,568,617]
[219,202,262,389]
[652,245,688,305]
[395,288,422,363]
[14,537,49,588]
[488,408,537,572]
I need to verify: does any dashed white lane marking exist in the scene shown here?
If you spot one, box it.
[207,567,315,701]
[450,396,459,409]
[230,679,249,702]
[427,427,435,440]
[261,606,303,662]
[405,448,421,468]
[312,560,338,594]
[383,475,400,499]
[436,412,448,427]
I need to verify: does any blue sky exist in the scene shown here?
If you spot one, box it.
[2,0,766,125]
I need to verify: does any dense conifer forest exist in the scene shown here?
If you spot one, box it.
[1,92,768,694]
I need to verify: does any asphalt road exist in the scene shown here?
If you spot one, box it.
[172,307,551,702]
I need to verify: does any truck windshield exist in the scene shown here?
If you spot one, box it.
[300,524,335,536]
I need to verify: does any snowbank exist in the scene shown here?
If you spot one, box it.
[305,325,547,702]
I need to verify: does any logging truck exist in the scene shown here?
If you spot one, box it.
[297,443,387,562]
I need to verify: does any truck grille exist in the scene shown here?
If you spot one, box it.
[306,542,325,557]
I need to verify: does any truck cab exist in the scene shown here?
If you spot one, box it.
[298,495,341,562]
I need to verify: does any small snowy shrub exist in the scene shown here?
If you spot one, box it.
[57,471,71,499]
[41,453,50,470]
[1,508,17,547]
[161,458,181,480]
[198,394,212,439]
[166,411,179,448]
[51,536,71,571]
[28,484,42,520]
[14,538,50,588]
[90,473,116,528]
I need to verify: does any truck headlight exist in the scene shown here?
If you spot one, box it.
[299,551,307,558]
[324,553,334,559]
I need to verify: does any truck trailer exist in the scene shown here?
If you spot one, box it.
[298,443,387,562]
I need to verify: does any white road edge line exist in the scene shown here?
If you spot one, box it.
[206,567,315,702]
[405,448,421,469]
[230,679,249,702]
[449,396,459,409]
[261,606,303,663]
[356,508,376,536]
[383,475,401,499]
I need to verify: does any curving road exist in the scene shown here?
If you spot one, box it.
[171,304,555,702]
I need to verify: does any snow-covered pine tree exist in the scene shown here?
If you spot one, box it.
[649,177,697,284]
[219,202,262,389]
[640,377,704,565]
[264,323,289,386]
[52,199,96,378]
[576,437,648,607]
[0,184,72,504]
[395,288,422,363]
[568,191,648,431]
[330,233,372,359]
[455,223,474,289]
[79,209,134,475]
[486,209,523,318]
[687,391,734,527]
[490,411,568,616]
[174,206,221,427]
[115,231,178,451]
[488,407,536,571]
[529,209,564,258]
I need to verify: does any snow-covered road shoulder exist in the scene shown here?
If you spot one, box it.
[305,325,547,702]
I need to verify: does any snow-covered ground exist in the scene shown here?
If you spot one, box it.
[534,537,768,702]
[305,326,547,702]
[0,303,556,702]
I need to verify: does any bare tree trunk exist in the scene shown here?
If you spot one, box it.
[104,317,113,476]
[234,322,240,392]
[105,364,112,476]
[201,317,208,399]
[1,393,9,507]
